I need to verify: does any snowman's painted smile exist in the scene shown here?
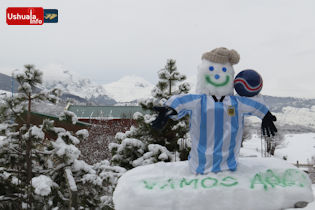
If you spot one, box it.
[205,75,230,87]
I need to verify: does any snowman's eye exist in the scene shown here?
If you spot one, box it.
[222,67,227,72]
[209,66,214,71]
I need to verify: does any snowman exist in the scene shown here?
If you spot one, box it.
[152,47,277,174]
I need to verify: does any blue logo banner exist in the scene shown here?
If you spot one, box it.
[44,9,58,23]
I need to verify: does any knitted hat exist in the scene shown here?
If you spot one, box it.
[201,47,240,65]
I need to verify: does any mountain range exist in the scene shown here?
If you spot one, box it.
[1,71,315,132]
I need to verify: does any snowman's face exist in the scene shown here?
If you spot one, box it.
[196,59,235,96]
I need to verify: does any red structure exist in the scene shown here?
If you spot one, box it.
[79,118,136,136]
[66,105,150,164]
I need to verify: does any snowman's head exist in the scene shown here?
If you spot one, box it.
[196,47,240,97]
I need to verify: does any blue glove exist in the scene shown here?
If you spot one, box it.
[151,106,177,130]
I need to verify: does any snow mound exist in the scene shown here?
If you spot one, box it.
[113,158,314,210]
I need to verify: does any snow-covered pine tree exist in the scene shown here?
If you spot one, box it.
[0,65,125,209]
[39,113,125,209]
[0,65,60,209]
[110,59,191,170]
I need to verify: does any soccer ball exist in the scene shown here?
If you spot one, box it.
[234,69,263,97]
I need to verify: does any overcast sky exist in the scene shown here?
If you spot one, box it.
[1,0,315,98]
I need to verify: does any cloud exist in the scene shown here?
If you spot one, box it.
[1,0,315,98]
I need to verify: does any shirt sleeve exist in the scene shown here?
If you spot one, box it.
[236,96,269,119]
[164,94,202,120]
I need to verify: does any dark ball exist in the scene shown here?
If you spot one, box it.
[234,69,263,97]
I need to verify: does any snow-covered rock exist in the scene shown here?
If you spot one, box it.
[113,157,314,210]
[286,200,315,210]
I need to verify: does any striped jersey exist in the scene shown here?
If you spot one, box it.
[165,94,268,174]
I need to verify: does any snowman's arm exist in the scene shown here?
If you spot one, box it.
[164,94,202,119]
[236,96,277,136]
[151,94,201,130]
[236,96,269,119]
[151,106,177,130]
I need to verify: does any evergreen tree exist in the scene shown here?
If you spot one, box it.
[0,65,59,209]
[0,65,124,209]
[110,59,191,170]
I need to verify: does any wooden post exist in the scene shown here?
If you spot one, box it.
[27,93,32,210]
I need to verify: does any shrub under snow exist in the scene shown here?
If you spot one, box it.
[32,175,54,196]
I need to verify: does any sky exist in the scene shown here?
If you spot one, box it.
[0,0,315,98]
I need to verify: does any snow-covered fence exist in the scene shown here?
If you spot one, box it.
[294,161,315,183]
[309,168,315,184]
[294,161,314,168]
[65,168,78,209]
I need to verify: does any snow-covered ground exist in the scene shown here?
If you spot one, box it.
[241,133,315,165]
[275,133,315,164]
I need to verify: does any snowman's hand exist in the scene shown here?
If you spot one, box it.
[151,106,177,130]
[261,111,277,137]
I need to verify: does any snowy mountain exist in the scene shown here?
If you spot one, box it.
[1,71,315,131]
[263,95,315,113]
[275,106,315,130]
[246,98,315,133]
[103,76,154,103]
[43,71,116,105]
[0,72,92,105]
[41,72,155,105]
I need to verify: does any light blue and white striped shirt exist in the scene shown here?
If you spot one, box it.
[165,94,268,174]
